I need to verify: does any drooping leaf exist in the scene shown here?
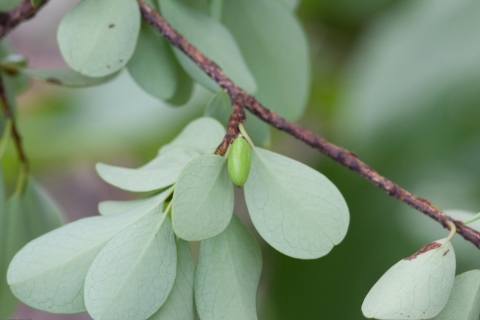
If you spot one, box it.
[159,0,257,94]
[0,196,28,317]
[7,189,168,314]
[22,179,64,240]
[96,148,200,192]
[127,21,179,100]
[195,215,262,320]
[21,68,117,87]
[159,117,225,155]
[57,0,141,77]
[172,154,234,241]
[203,91,270,147]
[85,214,177,320]
[164,62,194,106]
[98,187,173,216]
[432,270,480,320]
[362,238,456,319]
[244,148,349,259]
[223,0,310,120]
[149,239,195,320]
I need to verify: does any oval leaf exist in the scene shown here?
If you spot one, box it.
[244,148,349,259]
[21,68,117,87]
[127,21,179,100]
[7,190,168,314]
[149,239,195,320]
[195,215,262,320]
[362,239,456,319]
[223,0,310,120]
[172,154,234,241]
[433,270,480,320]
[159,0,257,93]
[85,214,177,320]
[99,187,173,216]
[96,148,200,192]
[57,0,141,77]
[159,117,225,155]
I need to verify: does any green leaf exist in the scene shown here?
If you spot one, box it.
[0,196,28,317]
[195,215,262,320]
[159,117,225,155]
[85,214,177,320]
[209,0,223,20]
[7,190,168,314]
[165,62,194,106]
[432,270,480,320]
[223,0,310,120]
[21,68,117,87]
[159,0,256,93]
[172,154,234,241]
[203,91,270,147]
[57,0,141,77]
[244,148,349,259]
[362,239,456,319]
[99,187,173,216]
[149,239,195,320]
[1,53,28,68]
[20,179,65,246]
[127,21,179,100]
[96,148,200,192]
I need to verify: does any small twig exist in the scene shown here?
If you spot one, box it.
[0,0,48,39]
[0,74,29,174]
[214,96,246,155]
[138,0,480,249]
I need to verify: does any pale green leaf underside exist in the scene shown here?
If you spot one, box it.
[57,0,140,77]
[160,0,257,94]
[159,117,226,155]
[172,154,234,241]
[127,21,178,100]
[195,215,262,320]
[432,270,480,320]
[276,0,300,11]
[362,239,456,319]
[22,68,116,87]
[244,148,349,259]
[99,187,174,216]
[223,0,310,121]
[149,239,195,320]
[96,148,200,192]
[7,190,167,314]
[85,214,176,320]
[0,196,27,317]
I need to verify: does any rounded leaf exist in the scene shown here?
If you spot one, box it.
[172,154,234,241]
[85,214,177,320]
[96,148,200,192]
[57,0,141,77]
[362,239,456,319]
[433,270,480,320]
[228,137,251,186]
[195,215,262,320]
[244,148,349,259]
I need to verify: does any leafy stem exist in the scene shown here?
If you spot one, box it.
[137,0,480,249]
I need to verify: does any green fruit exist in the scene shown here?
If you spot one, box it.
[228,136,251,186]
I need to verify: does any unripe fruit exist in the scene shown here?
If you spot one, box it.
[228,136,251,186]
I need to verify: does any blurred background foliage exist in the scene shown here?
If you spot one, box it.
[3,0,480,318]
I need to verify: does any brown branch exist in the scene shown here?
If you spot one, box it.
[214,96,246,155]
[0,74,29,172]
[139,0,480,248]
[0,0,49,39]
